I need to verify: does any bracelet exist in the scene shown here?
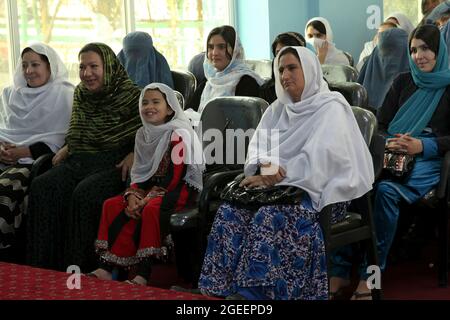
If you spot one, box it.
[123,190,144,201]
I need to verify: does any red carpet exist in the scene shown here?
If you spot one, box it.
[0,262,214,300]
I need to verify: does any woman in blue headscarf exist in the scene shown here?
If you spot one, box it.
[329,24,450,300]
[118,31,174,88]
[357,27,410,111]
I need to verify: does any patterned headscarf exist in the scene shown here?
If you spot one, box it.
[66,43,142,153]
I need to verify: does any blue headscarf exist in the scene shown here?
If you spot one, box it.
[118,31,174,89]
[388,31,450,136]
[357,28,410,109]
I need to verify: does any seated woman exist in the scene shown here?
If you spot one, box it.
[0,43,74,254]
[357,28,410,111]
[259,32,307,104]
[385,12,415,36]
[356,21,398,72]
[26,43,143,271]
[330,25,450,300]
[197,46,374,300]
[118,31,174,89]
[87,83,204,285]
[184,25,264,117]
[304,17,350,65]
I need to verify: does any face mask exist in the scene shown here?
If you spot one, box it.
[306,37,327,50]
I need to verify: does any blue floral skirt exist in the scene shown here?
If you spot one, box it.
[198,200,347,300]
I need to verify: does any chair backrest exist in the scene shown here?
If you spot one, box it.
[343,51,354,67]
[174,90,185,110]
[200,96,269,172]
[322,64,359,83]
[188,51,206,85]
[329,82,368,109]
[245,59,273,80]
[171,70,197,108]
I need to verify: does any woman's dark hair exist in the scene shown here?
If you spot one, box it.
[271,32,306,56]
[206,25,236,61]
[78,43,104,62]
[306,20,327,36]
[21,47,50,65]
[145,88,174,123]
[409,24,440,55]
[278,47,301,65]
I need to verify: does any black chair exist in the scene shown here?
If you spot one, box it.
[320,106,384,300]
[170,96,269,284]
[322,64,359,83]
[171,70,197,108]
[245,59,273,80]
[401,152,450,287]
[343,51,354,67]
[328,82,369,110]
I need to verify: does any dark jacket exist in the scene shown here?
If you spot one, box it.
[377,72,450,156]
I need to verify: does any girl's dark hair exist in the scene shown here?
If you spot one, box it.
[306,20,327,36]
[21,47,50,65]
[409,24,440,55]
[278,47,301,65]
[271,32,306,56]
[206,25,236,61]
[78,43,104,61]
[145,88,174,123]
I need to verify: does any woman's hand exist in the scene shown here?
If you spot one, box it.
[317,41,329,64]
[0,144,31,165]
[52,145,69,166]
[125,194,143,220]
[386,133,423,155]
[116,152,134,182]
[239,166,286,189]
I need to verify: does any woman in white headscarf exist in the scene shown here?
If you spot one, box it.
[184,25,264,117]
[386,12,415,36]
[0,43,74,251]
[196,47,374,300]
[305,17,350,65]
[88,83,204,285]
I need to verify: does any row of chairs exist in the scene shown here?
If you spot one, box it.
[168,96,450,298]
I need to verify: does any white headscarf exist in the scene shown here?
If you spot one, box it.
[0,42,74,162]
[245,47,374,211]
[305,17,350,65]
[386,12,415,36]
[198,29,265,114]
[131,83,205,191]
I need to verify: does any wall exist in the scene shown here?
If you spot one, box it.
[235,0,384,63]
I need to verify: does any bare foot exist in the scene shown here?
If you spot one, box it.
[90,268,112,281]
[351,280,372,300]
[126,275,147,286]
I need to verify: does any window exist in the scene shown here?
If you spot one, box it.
[17,0,125,84]
[1,0,232,88]
[0,0,10,89]
[135,0,230,70]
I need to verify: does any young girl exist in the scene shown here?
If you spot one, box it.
[88,83,204,285]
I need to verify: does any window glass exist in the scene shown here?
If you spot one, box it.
[0,0,10,89]
[18,0,125,84]
[135,0,231,70]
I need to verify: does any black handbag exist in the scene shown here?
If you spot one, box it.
[383,150,415,179]
[220,174,304,207]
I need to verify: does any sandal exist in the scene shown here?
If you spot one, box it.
[125,279,147,286]
[351,291,373,300]
[328,288,346,300]
[84,272,99,278]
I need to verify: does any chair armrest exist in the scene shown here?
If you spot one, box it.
[29,153,54,182]
[437,151,450,199]
[198,169,243,219]
[370,133,385,180]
